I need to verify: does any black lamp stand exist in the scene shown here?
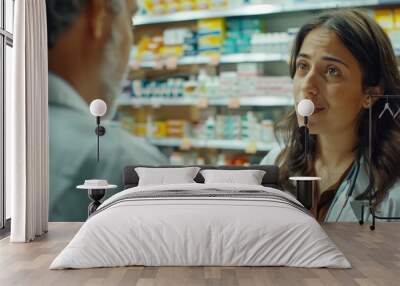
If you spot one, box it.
[304,116,309,162]
[95,116,106,162]
[295,180,315,210]
[295,116,315,210]
[88,189,106,216]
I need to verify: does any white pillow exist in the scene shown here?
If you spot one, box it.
[135,167,201,186]
[200,169,266,185]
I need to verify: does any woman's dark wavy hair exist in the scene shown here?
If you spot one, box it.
[275,9,400,205]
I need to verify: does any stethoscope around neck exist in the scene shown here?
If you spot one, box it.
[334,151,362,222]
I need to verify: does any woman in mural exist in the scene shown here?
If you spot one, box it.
[261,9,400,222]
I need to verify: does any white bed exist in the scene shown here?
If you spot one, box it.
[50,183,351,269]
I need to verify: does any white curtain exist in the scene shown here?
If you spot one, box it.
[7,0,48,242]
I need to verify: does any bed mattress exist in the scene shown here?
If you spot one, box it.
[50,183,351,269]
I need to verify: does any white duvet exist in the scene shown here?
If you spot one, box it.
[50,183,351,269]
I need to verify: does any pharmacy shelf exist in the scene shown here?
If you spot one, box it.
[117,95,294,107]
[133,1,379,26]
[121,96,199,106]
[137,48,400,69]
[147,138,278,152]
[138,53,287,68]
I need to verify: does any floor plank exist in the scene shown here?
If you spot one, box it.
[0,222,399,286]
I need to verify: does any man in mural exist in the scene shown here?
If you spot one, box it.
[46,0,168,221]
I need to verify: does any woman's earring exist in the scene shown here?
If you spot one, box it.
[362,94,372,109]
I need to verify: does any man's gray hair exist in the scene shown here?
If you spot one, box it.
[46,0,124,49]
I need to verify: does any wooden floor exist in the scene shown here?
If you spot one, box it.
[0,223,399,286]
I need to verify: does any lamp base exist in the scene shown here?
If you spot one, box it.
[87,189,105,216]
[296,180,314,210]
[95,126,106,136]
[289,177,320,210]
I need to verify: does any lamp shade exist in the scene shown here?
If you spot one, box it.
[90,99,107,117]
[297,99,314,117]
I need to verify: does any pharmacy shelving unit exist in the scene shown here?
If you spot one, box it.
[131,0,400,68]
[137,53,287,68]
[147,138,278,152]
[117,95,293,153]
[120,0,400,161]
[117,95,294,107]
[118,95,289,155]
[133,1,381,26]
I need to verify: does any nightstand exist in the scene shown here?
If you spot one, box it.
[77,181,117,216]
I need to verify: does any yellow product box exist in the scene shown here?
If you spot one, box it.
[136,37,151,59]
[137,37,151,52]
[198,50,220,57]
[137,37,164,60]
[198,18,226,33]
[154,121,167,138]
[198,34,224,47]
[134,123,147,136]
[143,0,154,13]
[160,45,184,57]
[374,9,394,31]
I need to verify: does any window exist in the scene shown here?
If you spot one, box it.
[1,0,14,231]
[5,0,12,33]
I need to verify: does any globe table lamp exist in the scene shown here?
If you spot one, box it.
[297,99,314,162]
[89,99,107,162]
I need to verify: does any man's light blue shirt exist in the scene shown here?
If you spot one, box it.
[49,73,168,221]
